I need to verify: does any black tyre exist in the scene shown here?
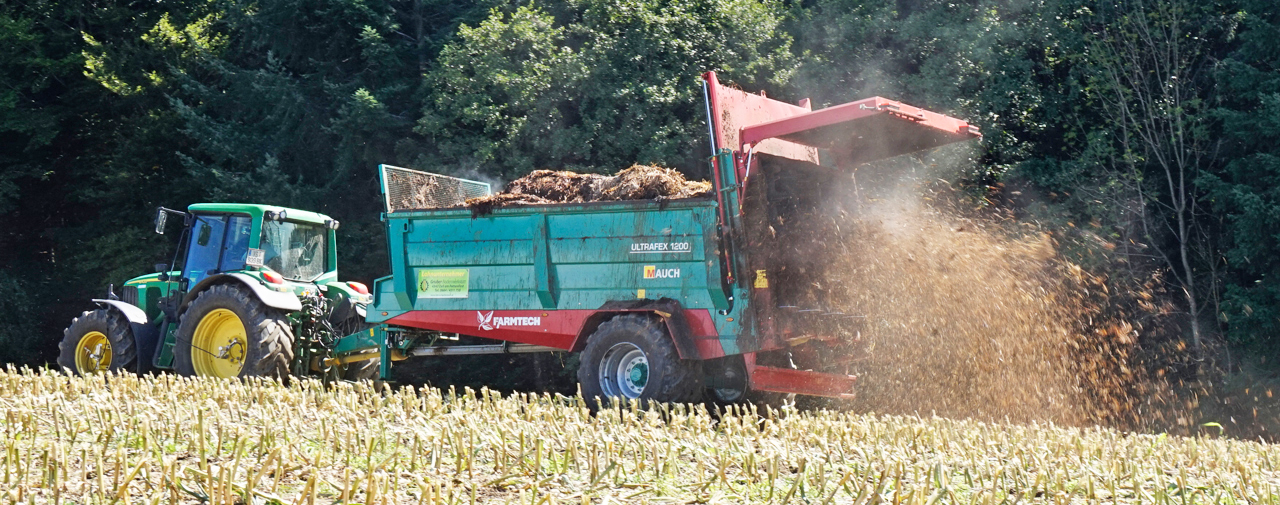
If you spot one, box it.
[705,356,750,404]
[330,313,380,382]
[57,308,138,375]
[704,355,794,411]
[342,359,382,382]
[173,284,295,381]
[577,314,703,407]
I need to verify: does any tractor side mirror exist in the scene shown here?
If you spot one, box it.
[196,223,212,246]
[155,208,168,234]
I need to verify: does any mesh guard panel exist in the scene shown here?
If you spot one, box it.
[380,165,492,212]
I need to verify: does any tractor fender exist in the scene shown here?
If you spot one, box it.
[91,299,160,374]
[92,299,148,325]
[571,298,703,360]
[181,273,303,313]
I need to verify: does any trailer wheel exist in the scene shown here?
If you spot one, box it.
[706,356,749,404]
[330,314,380,382]
[343,360,381,382]
[173,284,295,381]
[577,314,703,407]
[57,308,138,375]
[704,355,794,411]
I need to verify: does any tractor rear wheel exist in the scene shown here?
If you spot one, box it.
[57,308,137,375]
[173,284,295,381]
[577,314,703,408]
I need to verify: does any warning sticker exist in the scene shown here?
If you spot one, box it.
[417,269,469,298]
[754,269,769,288]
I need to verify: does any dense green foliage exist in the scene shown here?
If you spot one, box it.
[420,0,793,178]
[2,0,1279,369]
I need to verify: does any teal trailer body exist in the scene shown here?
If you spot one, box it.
[368,195,751,359]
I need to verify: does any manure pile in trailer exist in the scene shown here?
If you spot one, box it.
[465,164,711,214]
[1,369,1277,504]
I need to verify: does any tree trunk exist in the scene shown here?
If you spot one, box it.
[1179,213,1202,355]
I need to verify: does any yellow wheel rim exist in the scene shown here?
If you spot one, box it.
[74,331,112,373]
[191,308,248,378]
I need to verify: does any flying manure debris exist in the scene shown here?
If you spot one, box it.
[743,153,1169,427]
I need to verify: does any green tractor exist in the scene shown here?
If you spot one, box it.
[57,203,377,381]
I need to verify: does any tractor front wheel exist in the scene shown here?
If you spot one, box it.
[57,308,138,375]
[577,314,703,408]
[174,284,295,381]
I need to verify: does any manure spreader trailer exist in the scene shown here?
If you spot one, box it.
[336,71,981,404]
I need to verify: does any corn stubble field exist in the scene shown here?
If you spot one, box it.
[1,370,1277,504]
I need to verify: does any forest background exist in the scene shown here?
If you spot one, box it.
[2,0,1279,396]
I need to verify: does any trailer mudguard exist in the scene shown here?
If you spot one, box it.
[181,273,303,313]
[572,298,705,360]
[328,295,367,324]
[92,299,160,374]
[324,282,368,323]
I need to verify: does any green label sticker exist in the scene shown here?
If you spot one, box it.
[417,269,469,298]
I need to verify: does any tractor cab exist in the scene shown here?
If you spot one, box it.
[155,203,340,292]
[145,202,348,311]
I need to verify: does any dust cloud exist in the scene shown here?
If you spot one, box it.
[831,194,1112,424]
[757,152,1155,427]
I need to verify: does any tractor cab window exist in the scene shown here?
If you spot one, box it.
[219,216,253,271]
[184,214,252,285]
[261,221,327,281]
